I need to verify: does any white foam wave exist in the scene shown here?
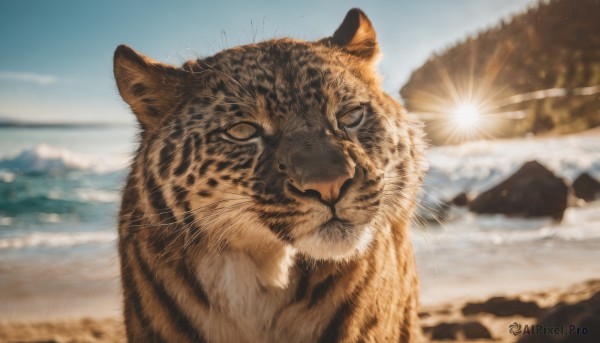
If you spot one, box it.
[413,201,600,247]
[423,134,600,203]
[0,170,15,182]
[460,221,600,245]
[45,188,120,203]
[0,216,13,226]
[39,213,62,223]
[0,231,117,249]
[0,143,128,174]
[74,189,120,203]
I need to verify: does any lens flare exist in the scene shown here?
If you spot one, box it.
[452,103,481,128]
[400,42,518,144]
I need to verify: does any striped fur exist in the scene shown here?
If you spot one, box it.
[115,8,425,343]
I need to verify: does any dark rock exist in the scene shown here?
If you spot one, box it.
[418,311,431,319]
[468,161,568,220]
[579,315,600,332]
[421,325,433,335]
[542,302,586,327]
[563,334,597,343]
[572,172,600,202]
[435,308,452,315]
[518,290,600,343]
[462,296,542,317]
[461,321,493,339]
[429,322,461,340]
[450,192,469,207]
[91,328,105,338]
[589,291,600,304]
[427,321,493,340]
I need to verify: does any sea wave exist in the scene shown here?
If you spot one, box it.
[423,134,600,203]
[0,144,128,174]
[465,221,600,245]
[46,188,121,203]
[0,231,117,249]
[414,201,600,246]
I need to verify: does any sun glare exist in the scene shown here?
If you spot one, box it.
[452,103,481,128]
[401,56,515,144]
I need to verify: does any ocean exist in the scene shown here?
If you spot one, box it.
[0,126,134,320]
[1,126,599,320]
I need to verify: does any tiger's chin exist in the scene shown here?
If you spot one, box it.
[293,219,375,261]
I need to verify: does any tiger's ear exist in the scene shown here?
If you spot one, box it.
[113,45,186,131]
[325,8,380,61]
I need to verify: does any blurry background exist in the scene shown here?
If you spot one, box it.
[1,1,599,342]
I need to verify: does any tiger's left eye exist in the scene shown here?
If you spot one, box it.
[337,106,365,129]
[225,122,258,141]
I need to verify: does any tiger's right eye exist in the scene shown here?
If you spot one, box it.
[225,122,259,141]
[337,106,365,130]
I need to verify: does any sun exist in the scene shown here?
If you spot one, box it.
[452,103,481,128]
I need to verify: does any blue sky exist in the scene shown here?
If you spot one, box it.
[0,0,536,124]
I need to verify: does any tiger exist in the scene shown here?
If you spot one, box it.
[114,8,425,343]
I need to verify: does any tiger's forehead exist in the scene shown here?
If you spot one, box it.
[183,39,367,134]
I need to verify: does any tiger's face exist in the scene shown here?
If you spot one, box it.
[115,11,424,262]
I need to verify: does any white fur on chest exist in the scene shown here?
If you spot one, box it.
[196,246,296,343]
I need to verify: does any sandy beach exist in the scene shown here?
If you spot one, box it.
[1,278,598,342]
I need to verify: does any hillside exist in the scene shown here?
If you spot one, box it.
[400,0,600,145]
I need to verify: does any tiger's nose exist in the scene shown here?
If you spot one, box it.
[302,176,353,204]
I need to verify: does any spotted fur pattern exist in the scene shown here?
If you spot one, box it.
[115,8,425,343]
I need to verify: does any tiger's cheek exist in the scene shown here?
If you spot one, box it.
[354,119,393,171]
